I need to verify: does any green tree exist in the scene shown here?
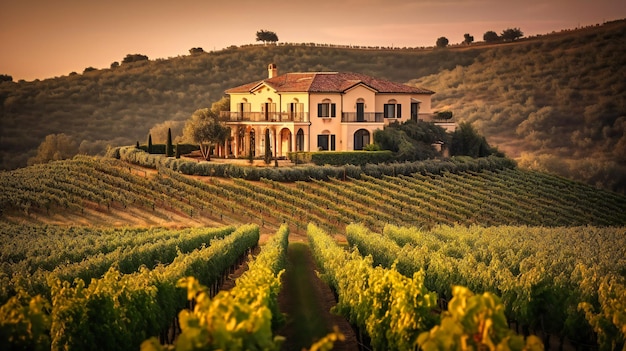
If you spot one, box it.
[501,27,524,41]
[122,54,149,64]
[256,30,279,44]
[182,99,230,161]
[148,120,184,144]
[264,129,272,164]
[147,134,153,154]
[483,31,500,43]
[436,37,449,48]
[463,33,474,45]
[166,128,173,157]
[27,133,79,165]
[450,122,494,157]
[189,47,205,55]
[373,120,447,161]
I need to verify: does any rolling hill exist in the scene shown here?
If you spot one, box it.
[1,19,624,193]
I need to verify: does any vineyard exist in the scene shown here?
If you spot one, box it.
[1,155,626,350]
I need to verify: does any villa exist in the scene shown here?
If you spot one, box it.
[219,64,452,158]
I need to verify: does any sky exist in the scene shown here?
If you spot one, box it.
[1,0,624,81]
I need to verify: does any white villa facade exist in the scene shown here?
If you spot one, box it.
[219,64,452,158]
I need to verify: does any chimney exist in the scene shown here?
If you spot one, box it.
[268,63,277,78]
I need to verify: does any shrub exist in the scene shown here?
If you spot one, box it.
[287,151,394,166]
[112,146,514,182]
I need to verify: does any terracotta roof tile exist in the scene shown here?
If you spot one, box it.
[225,71,434,95]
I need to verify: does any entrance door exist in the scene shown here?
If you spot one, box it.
[354,129,370,150]
[356,102,365,122]
[411,102,419,121]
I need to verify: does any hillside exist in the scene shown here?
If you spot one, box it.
[2,156,625,230]
[1,20,625,192]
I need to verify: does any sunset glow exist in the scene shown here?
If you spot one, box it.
[1,0,624,81]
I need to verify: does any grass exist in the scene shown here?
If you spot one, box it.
[279,242,332,350]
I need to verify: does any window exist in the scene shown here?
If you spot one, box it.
[238,102,251,116]
[384,100,402,118]
[317,134,336,151]
[317,99,336,118]
[289,102,304,119]
[262,100,276,121]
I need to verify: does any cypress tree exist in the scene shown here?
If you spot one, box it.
[264,129,272,164]
[166,128,173,157]
[175,143,180,159]
[147,134,153,154]
[136,141,140,149]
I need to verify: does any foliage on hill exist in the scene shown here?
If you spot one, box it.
[410,20,626,193]
[1,20,624,192]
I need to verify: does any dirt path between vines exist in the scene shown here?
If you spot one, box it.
[277,233,359,351]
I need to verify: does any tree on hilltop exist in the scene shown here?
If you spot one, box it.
[483,31,500,43]
[436,37,449,48]
[463,33,474,45]
[501,28,524,41]
[189,47,205,55]
[256,30,279,45]
[122,54,149,64]
[0,74,13,82]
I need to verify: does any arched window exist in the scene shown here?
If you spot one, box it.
[294,129,303,152]
[317,98,336,118]
[384,99,401,119]
[263,98,276,121]
[317,129,335,151]
[354,129,370,150]
[289,98,304,120]
[238,98,251,119]
[356,98,365,121]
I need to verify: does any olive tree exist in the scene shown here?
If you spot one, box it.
[27,133,79,165]
[483,31,500,43]
[436,37,449,48]
[182,98,230,161]
[256,30,279,44]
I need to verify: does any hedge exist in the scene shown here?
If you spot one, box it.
[287,151,394,166]
[137,143,199,155]
[107,146,516,182]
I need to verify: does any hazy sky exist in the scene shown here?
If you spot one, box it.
[1,0,624,81]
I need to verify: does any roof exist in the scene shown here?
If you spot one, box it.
[225,71,434,95]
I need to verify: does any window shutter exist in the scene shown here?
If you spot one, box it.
[318,104,323,117]
[397,104,402,118]
[331,135,336,150]
[331,103,336,117]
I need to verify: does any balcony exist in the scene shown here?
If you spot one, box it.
[341,112,384,123]
[220,111,309,123]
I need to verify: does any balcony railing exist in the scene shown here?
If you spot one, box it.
[220,111,309,122]
[341,112,385,123]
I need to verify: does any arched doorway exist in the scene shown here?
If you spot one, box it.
[280,128,292,157]
[353,129,370,150]
[296,129,304,151]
